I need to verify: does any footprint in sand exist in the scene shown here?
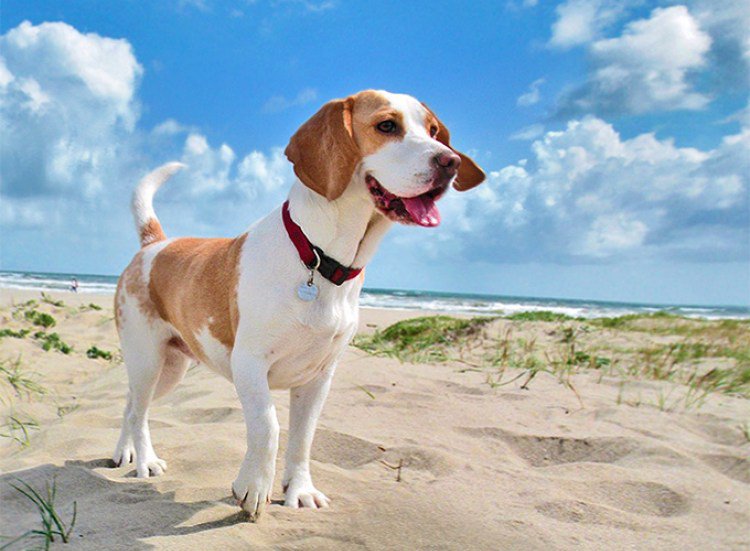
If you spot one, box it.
[536,481,690,526]
[592,480,690,517]
[380,446,457,477]
[701,454,750,484]
[460,427,638,467]
[310,429,384,469]
[535,500,638,528]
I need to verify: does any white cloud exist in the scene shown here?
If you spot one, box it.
[262,87,318,113]
[0,20,292,244]
[509,123,545,141]
[549,0,634,49]
[427,115,749,263]
[557,6,712,116]
[0,21,143,202]
[517,78,544,107]
[689,0,750,88]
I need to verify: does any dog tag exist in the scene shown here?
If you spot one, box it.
[297,282,319,301]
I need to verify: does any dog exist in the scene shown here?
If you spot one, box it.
[113,89,485,519]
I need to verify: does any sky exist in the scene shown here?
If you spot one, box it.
[0,0,748,306]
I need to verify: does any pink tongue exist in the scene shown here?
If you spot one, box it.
[402,195,441,227]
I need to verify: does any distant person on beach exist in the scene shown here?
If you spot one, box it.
[71,277,79,293]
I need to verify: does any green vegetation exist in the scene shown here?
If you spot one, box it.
[24,310,57,329]
[40,293,65,307]
[0,412,39,447]
[33,332,72,354]
[505,311,581,322]
[353,315,493,363]
[86,346,112,361]
[0,357,47,399]
[0,328,30,339]
[7,477,77,550]
[353,312,750,408]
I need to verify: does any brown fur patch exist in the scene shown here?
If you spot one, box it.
[284,97,360,201]
[147,234,247,362]
[285,90,408,200]
[349,90,406,156]
[115,250,160,333]
[140,218,166,247]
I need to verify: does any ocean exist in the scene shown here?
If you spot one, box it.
[1,270,747,320]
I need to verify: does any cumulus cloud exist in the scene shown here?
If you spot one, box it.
[0,21,143,202]
[517,78,544,107]
[689,0,750,88]
[548,0,635,49]
[556,6,712,116]
[0,20,294,247]
[427,116,748,263]
[510,123,546,141]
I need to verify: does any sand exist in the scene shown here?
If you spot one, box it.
[0,288,748,550]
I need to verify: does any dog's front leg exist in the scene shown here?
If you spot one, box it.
[282,364,336,509]
[231,350,279,521]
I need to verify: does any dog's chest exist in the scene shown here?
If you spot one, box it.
[265,298,357,389]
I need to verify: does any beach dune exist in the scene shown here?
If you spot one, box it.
[1,289,748,550]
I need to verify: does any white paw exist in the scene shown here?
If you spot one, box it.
[232,462,275,521]
[136,456,168,478]
[283,474,330,509]
[112,442,135,466]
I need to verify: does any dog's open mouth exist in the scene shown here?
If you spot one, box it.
[366,175,447,227]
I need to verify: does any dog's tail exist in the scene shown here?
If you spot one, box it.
[131,162,185,248]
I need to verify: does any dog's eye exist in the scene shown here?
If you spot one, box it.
[429,125,439,138]
[376,120,397,134]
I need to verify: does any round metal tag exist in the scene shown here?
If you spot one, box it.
[297,282,319,301]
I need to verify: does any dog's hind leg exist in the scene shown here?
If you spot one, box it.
[153,343,192,400]
[113,338,189,472]
[113,302,174,478]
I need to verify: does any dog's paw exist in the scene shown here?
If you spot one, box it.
[232,463,275,521]
[136,455,167,478]
[283,474,330,509]
[112,442,135,467]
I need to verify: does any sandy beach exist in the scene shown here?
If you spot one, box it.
[1,288,748,550]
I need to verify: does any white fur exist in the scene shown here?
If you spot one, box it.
[362,91,454,199]
[114,91,449,519]
[131,162,185,244]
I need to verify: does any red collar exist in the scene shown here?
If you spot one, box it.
[282,201,363,286]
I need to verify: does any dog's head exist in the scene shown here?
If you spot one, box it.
[284,90,485,227]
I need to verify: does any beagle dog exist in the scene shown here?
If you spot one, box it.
[113,90,485,519]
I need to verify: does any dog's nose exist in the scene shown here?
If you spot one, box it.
[434,151,461,175]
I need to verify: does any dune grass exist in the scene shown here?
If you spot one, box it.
[86,346,112,361]
[504,311,582,322]
[32,332,72,354]
[353,315,493,363]
[0,328,31,339]
[353,313,750,406]
[0,412,40,447]
[40,292,65,307]
[5,476,77,550]
[0,357,47,399]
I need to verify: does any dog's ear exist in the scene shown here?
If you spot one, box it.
[285,97,360,200]
[422,103,486,191]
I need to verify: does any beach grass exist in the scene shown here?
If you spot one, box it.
[6,476,77,550]
[86,345,112,361]
[0,357,47,400]
[352,315,492,363]
[354,313,750,405]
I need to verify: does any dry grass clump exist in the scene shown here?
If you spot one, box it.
[353,313,749,409]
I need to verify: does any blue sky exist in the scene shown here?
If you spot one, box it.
[1,0,748,306]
